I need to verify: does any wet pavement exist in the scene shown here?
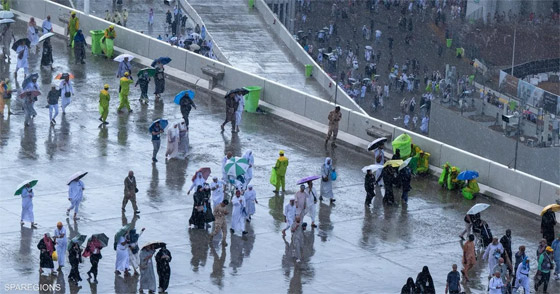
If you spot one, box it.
[0,21,558,294]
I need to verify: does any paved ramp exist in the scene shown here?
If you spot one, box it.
[188,0,332,99]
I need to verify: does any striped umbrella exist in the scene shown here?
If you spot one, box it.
[224,157,249,177]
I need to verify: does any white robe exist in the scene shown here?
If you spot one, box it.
[231,195,246,234]
[16,45,29,71]
[211,181,224,208]
[127,230,143,273]
[305,187,317,223]
[483,243,504,277]
[21,187,34,223]
[320,164,334,199]
[188,173,206,194]
[295,191,307,217]
[178,123,189,156]
[139,249,156,291]
[283,203,296,230]
[27,25,39,47]
[54,227,67,267]
[244,189,257,217]
[59,80,74,111]
[166,126,179,159]
[221,156,229,181]
[242,151,254,185]
[115,236,130,272]
[68,180,84,214]
[515,263,530,293]
[235,94,244,126]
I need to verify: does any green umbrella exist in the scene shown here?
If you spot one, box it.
[67,234,87,250]
[14,179,38,196]
[114,224,131,250]
[224,157,249,177]
[88,233,109,248]
[137,68,156,77]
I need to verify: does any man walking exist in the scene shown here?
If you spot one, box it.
[445,264,461,294]
[53,221,67,271]
[117,72,133,113]
[122,170,139,214]
[282,196,296,236]
[180,93,196,127]
[98,84,110,124]
[221,92,238,133]
[66,177,85,220]
[325,106,342,147]
[364,168,376,207]
[47,85,59,125]
[273,150,289,194]
[151,121,164,162]
[210,199,229,246]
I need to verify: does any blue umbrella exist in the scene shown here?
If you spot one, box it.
[174,90,195,105]
[151,57,172,67]
[149,119,168,133]
[457,170,479,181]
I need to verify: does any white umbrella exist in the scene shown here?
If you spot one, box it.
[189,44,200,51]
[113,54,134,63]
[362,164,383,174]
[67,171,88,185]
[0,11,15,19]
[398,158,412,171]
[467,203,490,215]
[0,18,15,24]
[365,45,372,50]
[367,137,387,151]
[38,32,55,43]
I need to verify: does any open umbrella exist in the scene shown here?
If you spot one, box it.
[296,175,321,185]
[151,57,171,67]
[114,224,132,250]
[225,157,249,177]
[384,160,403,168]
[38,32,55,43]
[22,73,39,89]
[142,241,166,250]
[192,167,212,182]
[224,88,249,98]
[18,90,41,99]
[113,53,134,63]
[149,119,168,132]
[0,11,14,19]
[365,45,373,50]
[55,73,75,80]
[0,18,15,24]
[368,137,387,151]
[361,164,384,174]
[541,204,560,216]
[137,68,156,77]
[467,203,490,215]
[457,170,479,181]
[67,171,88,185]
[398,158,412,171]
[14,179,38,196]
[67,234,87,250]
[174,90,195,105]
[88,233,109,248]
[11,38,30,51]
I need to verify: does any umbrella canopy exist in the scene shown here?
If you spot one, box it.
[151,57,172,67]
[67,234,87,250]
[22,73,39,89]
[114,224,132,250]
[67,171,88,185]
[11,38,30,51]
[149,119,168,132]
[224,157,249,177]
[365,45,373,50]
[192,167,211,182]
[55,73,75,80]
[0,10,14,19]
[137,68,156,77]
[368,137,387,151]
[541,204,560,216]
[457,170,479,181]
[174,90,195,105]
[361,164,384,173]
[113,53,135,63]
[224,88,249,98]
[384,160,403,168]
[0,18,15,24]
[189,44,200,51]
[142,241,166,250]
[14,179,38,196]
[88,233,109,248]
[467,203,490,215]
[296,175,321,185]
[398,157,412,171]
[38,32,55,43]
[18,90,41,99]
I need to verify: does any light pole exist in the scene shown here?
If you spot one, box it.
[511,26,521,170]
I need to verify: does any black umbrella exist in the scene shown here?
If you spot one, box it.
[12,38,30,51]
[367,137,387,151]
[224,88,249,98]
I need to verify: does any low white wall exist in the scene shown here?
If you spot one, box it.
[14,0,560,211]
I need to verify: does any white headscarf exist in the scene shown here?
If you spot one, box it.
[243,150,253,161]
[192,172,205,186]
[324,157,332,169]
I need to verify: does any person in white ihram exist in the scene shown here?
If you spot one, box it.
[66,176,85,220]
[20,183,37,228]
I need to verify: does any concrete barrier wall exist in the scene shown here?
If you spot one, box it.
[14,0,560,209]
[253,0,366,115]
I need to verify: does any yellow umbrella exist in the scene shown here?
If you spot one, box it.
[384,160,403,168]
[541,204,560,216]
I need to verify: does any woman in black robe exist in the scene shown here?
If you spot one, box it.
[37,233,55,274]
[415,266,435,294]
[189,186,206,229]
[155,245,172,293]
[203,183,215,225]
[40,38,53,67]
[400,277,416,294]
[68,242,82,283]
[154,65,165,99]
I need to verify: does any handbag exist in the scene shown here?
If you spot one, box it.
[269,167,277,186]
[64,91,71,98]
[331,169,337,181]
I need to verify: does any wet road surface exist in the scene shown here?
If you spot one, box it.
[0,20,557,294]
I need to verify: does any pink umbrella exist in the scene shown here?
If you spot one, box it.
[296,175,321,185]
[18,90,41,99]
[191,167,211,182]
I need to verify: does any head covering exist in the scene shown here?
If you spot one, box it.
[324,157,332,168]
[104,84,109,89]
[243,150,253,160]
[124,72,129,77]
[71,11,76,15]
[248,184,253,189]
[279,150,284,155]
[109,25,114,29]
[56,221,62,227]
[289,195,295,201]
